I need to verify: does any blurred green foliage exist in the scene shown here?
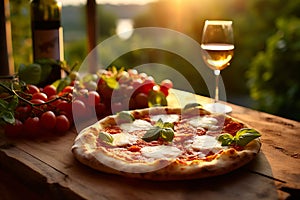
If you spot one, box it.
[247,17,300,120]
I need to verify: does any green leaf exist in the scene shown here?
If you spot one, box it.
[234,128,261,146]
[56,76,71,93]
[98,132,114,144]
[103,76,119,89]
[183,103,202,110]
[0,99,8,109]
[160,128,174,142]
[116,111,135,123]
[142,126,161,142]
[39,63,53,83]
[148,90,167,107]
[217,133,234,146]
[1,111,15,124]
[8,95,18,111]
[154,118,164,128]
[18,63,42,85]
[163,122,174,129]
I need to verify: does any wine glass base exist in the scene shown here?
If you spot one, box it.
[203,102,232,114]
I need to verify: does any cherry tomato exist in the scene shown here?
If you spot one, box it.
[48,95,61,106]
[27,84,40,94]
[30,98,45,105]
[24,117,41,137]
[134,93,149,108]
[95,103,106,117]
[111,102,123,113]
[55,115,70,133]
[4,119,24,138]
[160,79,173,89]
[15,106,31,121]
[62,86,74,94]
[32,92,48,102]
[160,85,169,96]
[57,100,72,116]
[72,100,87,116]
[40,111,56,130]
[43,85,57,97]
[30,99,46,116]
[87,91,101,106]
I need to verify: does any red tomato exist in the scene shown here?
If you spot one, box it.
[30,98,45,104]
[43,85,57,97]
[15,106,31,121]
[48,95,61,106]
[40,111,56,130]
[62,86,74,94]
[134,93,149,108]
[160,79,173,89]
[30,99,46,116]
[159,86,169,96]
[4,119,24,138]
[57,100,72,115]
[87,91,101,106]
[55,115,70,133]
[95,103,106,116]
[24,117,41,137]
[32,92,48,102]
[111,102,123,113]
[27,84,40,94]
[72,100,87,116]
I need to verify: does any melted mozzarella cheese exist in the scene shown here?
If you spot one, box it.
[191,135,223,155]
[141,146,182,159]
[188,116,219,130]
[150,114,180,123]
[111,133,138,146]
[120,119,153,132]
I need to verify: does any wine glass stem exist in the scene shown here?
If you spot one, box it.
[214,70,220,103]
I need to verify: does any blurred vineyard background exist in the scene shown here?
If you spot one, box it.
[9,0,300,121]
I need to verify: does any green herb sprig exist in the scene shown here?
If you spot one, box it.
[142,119,174,142]
[217,128,261,147]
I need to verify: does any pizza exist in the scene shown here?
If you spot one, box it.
[72,105,261,180]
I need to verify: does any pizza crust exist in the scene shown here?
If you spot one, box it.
[72,107,261,180]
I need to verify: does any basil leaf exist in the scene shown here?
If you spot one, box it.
[142,126,161,142]
[183,103,202,110]
[98,132,114,144]
[0,99,8,109]
[1,111,15,124]
[235,128,261,146]
[217,133,234,146]
[160,128,174,142]
[8,95,18,111]
[148,90,167,107]
[155,118,164,128]
[116,111,135,123]
[163,122,174,130]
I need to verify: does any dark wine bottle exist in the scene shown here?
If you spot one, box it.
[30,0,64,86]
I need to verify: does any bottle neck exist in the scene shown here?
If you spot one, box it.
[30,0,62,23]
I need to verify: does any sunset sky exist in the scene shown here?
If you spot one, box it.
[63,0,157,5]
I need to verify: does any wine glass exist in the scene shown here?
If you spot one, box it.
[201,20,234,113]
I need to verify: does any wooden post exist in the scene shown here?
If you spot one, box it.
[86,0,98,73]
[0,0,14,76]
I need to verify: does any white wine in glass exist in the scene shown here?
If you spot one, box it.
[201,20,234,113]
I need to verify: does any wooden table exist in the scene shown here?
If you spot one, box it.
[0,89,299,200]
